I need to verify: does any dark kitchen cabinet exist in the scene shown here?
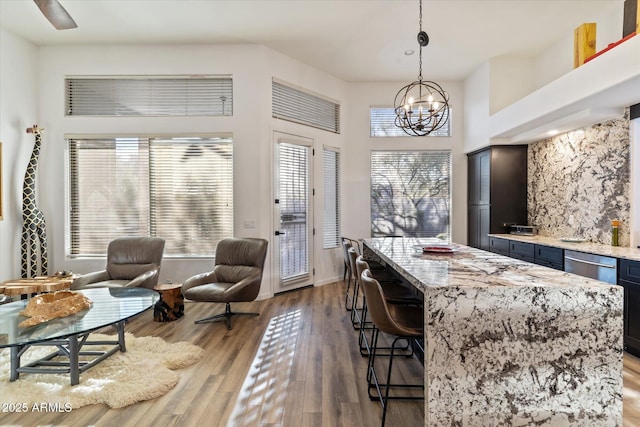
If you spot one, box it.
[533,244,564,270]
[469,205,491,251]
[619,259,640,357]
[508,240,534,263]
[467,146,528,250]
[489,237,510,256]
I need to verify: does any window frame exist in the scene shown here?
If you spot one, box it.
[65,75,233,117]
[322,146,340,249]
[66,134,234,258]
[369,150,452,239]
[369,105,452,138]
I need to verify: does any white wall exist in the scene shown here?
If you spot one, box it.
[2,32,467,295]
[344,81,468,245]
[0,29,38,281]
[21,42,348,298]
[462,63,491,154]
[534,3,623,89]
[265,49,348,285]
[489,57,535,115]
[463,1,626,151]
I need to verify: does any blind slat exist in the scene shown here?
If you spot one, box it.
[66,77,233,117]
[69,136,233,257]
[323,148,340,249]
[370,151,451,238]
[278,143,310,280]
[272,80,340,133]
[370,106,451,137]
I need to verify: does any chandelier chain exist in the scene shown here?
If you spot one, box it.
[393,0,449,136]
[418,0,423,81]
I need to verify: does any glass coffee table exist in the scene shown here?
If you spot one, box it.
[0,287,159,385]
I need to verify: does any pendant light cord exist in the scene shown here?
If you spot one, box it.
[418,0,423,82]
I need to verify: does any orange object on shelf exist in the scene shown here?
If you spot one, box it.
[584,32,637,64]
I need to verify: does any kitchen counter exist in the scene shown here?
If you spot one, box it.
[363,237,623,426]
[490,233,640,261]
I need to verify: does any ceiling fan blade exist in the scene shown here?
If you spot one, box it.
[33,0,77,30]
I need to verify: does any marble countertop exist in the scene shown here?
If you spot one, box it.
[489,233,640,262]
[363,237,616,293]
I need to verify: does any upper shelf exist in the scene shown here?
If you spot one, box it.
[489,35,640,143]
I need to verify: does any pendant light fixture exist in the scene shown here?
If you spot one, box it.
[394,0,449,136]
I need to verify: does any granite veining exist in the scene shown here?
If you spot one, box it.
[528,110,630,246]
[363,237,623,426]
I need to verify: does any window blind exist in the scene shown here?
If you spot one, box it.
[323,148,340,249]
[370,151,451,238]
[68,136,233,257]
[278,142,310,282]
[66,76,233,116]
[272,80,340,133]
[369,106,451,137]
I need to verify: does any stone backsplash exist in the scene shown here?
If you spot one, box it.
[528,109,630,246]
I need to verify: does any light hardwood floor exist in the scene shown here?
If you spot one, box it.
[1,281,639,427]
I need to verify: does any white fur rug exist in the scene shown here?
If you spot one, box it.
[0,333,204,409]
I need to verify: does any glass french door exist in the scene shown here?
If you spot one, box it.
[274,133,314,290]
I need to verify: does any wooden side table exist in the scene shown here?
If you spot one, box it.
[153,283,184,322]
[0,276,74,299]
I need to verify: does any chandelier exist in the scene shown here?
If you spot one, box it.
[394,0,449,136]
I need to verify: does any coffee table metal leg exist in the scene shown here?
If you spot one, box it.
[68,335,79,386]
[115,320,126,352]
[9,345,21,381]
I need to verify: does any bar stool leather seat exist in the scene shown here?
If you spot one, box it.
[360,268,424,427]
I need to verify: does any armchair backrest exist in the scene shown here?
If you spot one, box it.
[106,237,165,284]
[213,238,268,284]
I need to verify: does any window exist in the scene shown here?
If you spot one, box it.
[272,79,340,133]
[370,151,450,238]
[323,147,340,249]
[65,76,233,116]
[369,106,451,137]
[68,136,233,257]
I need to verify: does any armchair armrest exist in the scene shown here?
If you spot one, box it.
[222,273,262,298]
[124,266,160,289]
[71,270,110,290]
[182,271,219,294]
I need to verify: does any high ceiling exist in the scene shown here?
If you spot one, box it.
[0,0,624,82]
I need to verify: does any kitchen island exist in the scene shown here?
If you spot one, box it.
[363,237,623,426]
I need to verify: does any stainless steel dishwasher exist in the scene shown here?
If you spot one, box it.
[564,249,617,284]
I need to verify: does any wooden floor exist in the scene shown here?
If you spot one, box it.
[1,280,639,427]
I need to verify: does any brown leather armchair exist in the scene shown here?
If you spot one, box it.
[182,237,268,330]
[71,237,165,290]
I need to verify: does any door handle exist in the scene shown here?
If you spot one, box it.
[275,230,286,236]
[564,256,615,269]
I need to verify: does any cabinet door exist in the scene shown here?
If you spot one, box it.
[509,241,534,263]
[478,150,490,205]
[468,153,479,205]
[468,206,480,248]
[478,205,490,250]
[468,149,490,205]
[620,278,640,357]
[468,205,490,250]
[488,146,528,233]
[620,259,640,357]
[489,237,509,255]
[534,244,563,270]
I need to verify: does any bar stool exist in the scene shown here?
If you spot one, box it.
[342,237,360,311]
[355,256,421,357]
[348,247,402,330]
[360,268,424,427]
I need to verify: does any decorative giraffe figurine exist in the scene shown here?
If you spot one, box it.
[21,125,48,278]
